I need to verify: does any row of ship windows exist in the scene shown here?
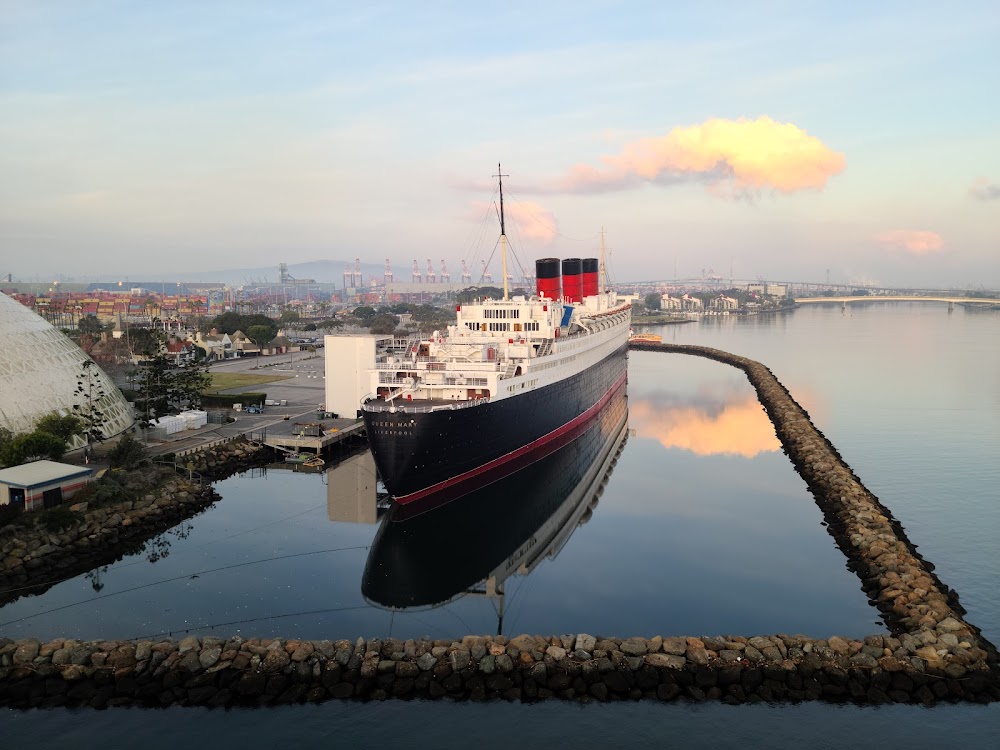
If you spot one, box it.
[507,378,539,393]
[467,322,542,332]
[484,309,521,319]
[532,353,577,372]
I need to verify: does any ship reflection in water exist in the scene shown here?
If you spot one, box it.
[362,385,628,629]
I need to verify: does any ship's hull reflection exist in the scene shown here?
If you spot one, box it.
[361,384,628,613]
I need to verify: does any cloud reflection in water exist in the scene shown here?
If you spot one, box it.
[630,388,781,458]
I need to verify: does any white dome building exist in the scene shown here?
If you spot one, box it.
[0,291,135,446]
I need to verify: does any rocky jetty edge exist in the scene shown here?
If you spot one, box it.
[1,349,997,707]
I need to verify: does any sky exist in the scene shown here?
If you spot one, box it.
[1,1,998,288]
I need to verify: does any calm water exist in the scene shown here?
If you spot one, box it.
[4,303,998,746]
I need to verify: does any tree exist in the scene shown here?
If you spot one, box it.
[134,356,173,429]
[369,313,400,335]
[169,360,212,411]
[107,434,147,470]
[73,360,110,453]
[455,286,527,304]
[78,315,104,336]
[0,427,14,455]
[279,310,301,324]
[128,327,161,357]
[352,306,378,326]
[209,312,277,340]
[247,324,273,349]
[35,412,83,443]
[644,293,662,311]
[0,431,67,467]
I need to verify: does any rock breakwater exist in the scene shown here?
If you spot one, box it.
[0,632,996,708]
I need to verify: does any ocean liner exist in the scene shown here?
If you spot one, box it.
[362,387,629,620]
[361,165,631,504]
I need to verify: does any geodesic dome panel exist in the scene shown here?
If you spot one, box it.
[0,291,135,445]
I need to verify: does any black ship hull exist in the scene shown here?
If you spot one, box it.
[362,384,629,609]
[363,345,627,504]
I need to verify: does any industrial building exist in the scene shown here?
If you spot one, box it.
[0,460,93,513]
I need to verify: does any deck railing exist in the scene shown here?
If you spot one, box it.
[362,396,490,414]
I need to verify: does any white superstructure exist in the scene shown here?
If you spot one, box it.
[364,290,631,411]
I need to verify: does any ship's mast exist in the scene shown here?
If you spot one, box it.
[599,227,606,294]
[496,163,509,301]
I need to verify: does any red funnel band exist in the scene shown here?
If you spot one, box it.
[562,274,583,303]
[537,277,561,299]
[582,272,599,297]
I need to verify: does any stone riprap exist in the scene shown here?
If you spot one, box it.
[0,632,996,708]
[1,349,997,707]
[174,437,273,481]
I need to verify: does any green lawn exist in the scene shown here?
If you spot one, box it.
[204,372,295,394]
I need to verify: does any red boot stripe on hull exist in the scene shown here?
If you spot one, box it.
[393,371,628,505]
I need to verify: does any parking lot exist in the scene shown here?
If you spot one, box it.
[145,349,333,456]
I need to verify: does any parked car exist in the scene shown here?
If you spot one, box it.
[245,405,262,414]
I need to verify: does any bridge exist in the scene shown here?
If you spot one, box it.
[795,295,1000,306]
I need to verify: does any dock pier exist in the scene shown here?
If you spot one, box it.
[260,418,367,456]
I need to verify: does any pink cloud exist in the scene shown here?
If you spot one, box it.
[469,200,557,244]
[876,230,945,256]
[542,116,845,198]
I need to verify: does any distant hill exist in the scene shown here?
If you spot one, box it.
[167,259,396,285]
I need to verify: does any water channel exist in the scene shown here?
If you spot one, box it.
[4,302,998,746]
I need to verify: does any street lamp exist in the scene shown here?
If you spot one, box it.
[247,335,261,368]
